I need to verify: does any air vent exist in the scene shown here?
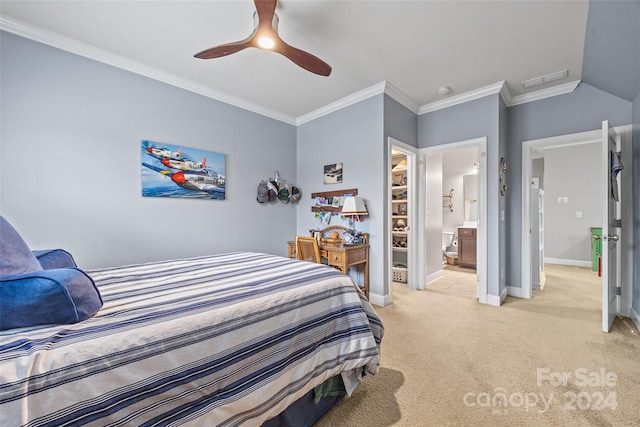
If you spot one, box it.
[522,69,569,89]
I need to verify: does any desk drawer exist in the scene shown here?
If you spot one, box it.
[327,251,344,266]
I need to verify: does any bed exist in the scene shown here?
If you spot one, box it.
[0,251,383,426]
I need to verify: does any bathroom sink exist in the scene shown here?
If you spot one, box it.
[462,221,477,228]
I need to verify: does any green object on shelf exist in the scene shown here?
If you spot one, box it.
[591,227,602,272]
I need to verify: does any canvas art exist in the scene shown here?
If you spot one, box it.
[141,140,226,200]
[324,163,343,184]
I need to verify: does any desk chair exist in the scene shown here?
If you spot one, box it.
[296,236,321,264]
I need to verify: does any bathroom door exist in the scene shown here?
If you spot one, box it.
[601,120,620,333]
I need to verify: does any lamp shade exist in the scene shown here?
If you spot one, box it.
[341,196,368,216]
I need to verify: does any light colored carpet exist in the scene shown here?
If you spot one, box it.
[316,264,640,426]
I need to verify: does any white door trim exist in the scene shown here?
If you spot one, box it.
[387,138,418,295]
[418,137,488,303]
[521,125,631,302]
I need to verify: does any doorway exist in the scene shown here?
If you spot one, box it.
[419,137,487,303]
[387,138,418,301]
[521,125,632,331]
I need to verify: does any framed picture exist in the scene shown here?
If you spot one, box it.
[141,140,226,200]
[324,163,343,184]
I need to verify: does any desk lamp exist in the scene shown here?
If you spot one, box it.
[341,196,368,234]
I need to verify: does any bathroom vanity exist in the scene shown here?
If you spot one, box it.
[458,226,477,269]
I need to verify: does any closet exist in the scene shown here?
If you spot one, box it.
[391,150,409,283]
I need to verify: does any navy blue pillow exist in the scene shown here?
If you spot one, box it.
[0,268,103,331]
[0,215,43,276]
[32,249,78,269]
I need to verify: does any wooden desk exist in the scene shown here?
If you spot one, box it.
[287,241,370,298]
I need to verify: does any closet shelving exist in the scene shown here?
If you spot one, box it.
[391,151,409,282]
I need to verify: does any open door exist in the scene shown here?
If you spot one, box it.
[601,120,621,332]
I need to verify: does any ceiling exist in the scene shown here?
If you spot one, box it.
[0,0,590,124]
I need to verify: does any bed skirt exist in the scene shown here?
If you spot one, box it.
[262,389,343,427]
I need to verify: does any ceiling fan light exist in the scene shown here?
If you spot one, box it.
[258,36,275,49]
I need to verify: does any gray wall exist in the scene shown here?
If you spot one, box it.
[542,143,602,263]
[419,95,498,149]
[419,94,503,299]
[633,90,640,321]
[506,83,632,288]
[296,95,385,296]
[0,32,297,268]
[383,95,419,149]
[581,0,640,102]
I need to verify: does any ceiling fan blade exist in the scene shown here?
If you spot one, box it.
[275,39,332,76]
[254,0,277,30]
[194,32,256,59]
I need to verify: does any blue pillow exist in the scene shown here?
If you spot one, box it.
[0,215,43,276]
[0,268,103,331]
[32,249,78,269]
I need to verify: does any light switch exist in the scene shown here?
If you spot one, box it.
[576,211,582,218]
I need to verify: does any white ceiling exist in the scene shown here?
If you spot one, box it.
[0,0,589,124]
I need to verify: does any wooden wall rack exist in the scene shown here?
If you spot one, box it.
[310,188,358,212]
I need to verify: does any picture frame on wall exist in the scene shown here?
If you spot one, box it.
[324,163,343,184]
[141,140,226,200]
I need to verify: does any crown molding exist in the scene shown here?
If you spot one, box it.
[418,79,582,114]
[419,81,507,114]
[296,80,419,125]
[499,82,514,106]
[296,81,386,125]
[383,81,420,114]
[509,80,581,106]
[0,15,297,125]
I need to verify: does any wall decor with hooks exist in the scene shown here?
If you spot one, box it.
[443,189,454,212]
[256,171,301,204]
[499,158,508,196]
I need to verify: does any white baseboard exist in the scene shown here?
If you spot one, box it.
[631,306,640,332]
[507,285,529,299]
[544,257,591,268]
[500,287,508,304]
[369,292,390,307]
[486,289,506,307]
[426,269,444,285]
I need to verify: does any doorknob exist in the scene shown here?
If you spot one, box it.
[608,234,619,242]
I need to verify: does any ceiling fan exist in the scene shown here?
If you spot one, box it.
[194,0,332,76]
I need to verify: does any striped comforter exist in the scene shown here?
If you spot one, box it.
[0,252,383,426]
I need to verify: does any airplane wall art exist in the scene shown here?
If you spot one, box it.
[141,140,226,200]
